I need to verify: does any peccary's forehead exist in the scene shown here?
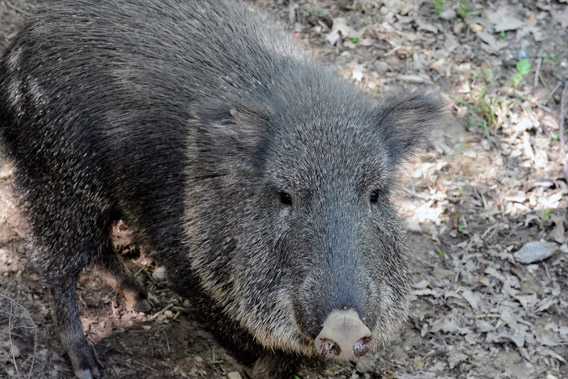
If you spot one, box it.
[261,78,394,188]
[269,121,388,187]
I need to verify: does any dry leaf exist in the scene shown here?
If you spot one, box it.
[325,17,357,45]
[462,290,481,311]
[553,8,568,29]
[477,31,508,53]
[488,6,525,31]
[550,215,566,244]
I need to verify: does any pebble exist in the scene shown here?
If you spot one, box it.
[413,53,424,71]
[399,4,413,15]
[10,344,20,358]
[454,22,465,35]
[469,23,483,32]
[0,170,11,179]
[152,266,167,281]
[513,241,558,264]
[440,9,456,20]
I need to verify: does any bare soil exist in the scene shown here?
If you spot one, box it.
[1,0,567,378]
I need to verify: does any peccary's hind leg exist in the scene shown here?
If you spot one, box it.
[36,235,108,378]
[22,182,115,378]
[42,239,150,379]
[47,269,101,379]
[96,252,151,313]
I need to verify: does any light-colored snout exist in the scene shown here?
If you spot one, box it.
[315,309,372,360]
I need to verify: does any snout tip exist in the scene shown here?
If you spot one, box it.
[315,309,372,360]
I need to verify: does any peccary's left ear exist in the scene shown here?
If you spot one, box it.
[375,91,445,163]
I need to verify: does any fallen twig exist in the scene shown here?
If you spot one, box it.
[131,359,158,372]
[8,300,19,376]
[148,303,173,321]
[560,81,568,179]
[533,57,542,90]
[526,99,554,114]
[546,82,563,105]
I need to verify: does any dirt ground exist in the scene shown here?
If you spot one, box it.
[1,0,567,378]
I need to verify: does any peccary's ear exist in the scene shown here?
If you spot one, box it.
[211,107,267,148]
[376,91,445,163]
[192,100,268,152]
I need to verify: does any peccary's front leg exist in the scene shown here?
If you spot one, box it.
[49,274,100,379]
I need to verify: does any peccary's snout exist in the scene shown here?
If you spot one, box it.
[315,309,372,359]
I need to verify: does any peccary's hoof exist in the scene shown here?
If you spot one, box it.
[133,298,152,313]
[72,358,101,379]
[67,340,101,379]
[121,290,152,313]
[74,367,100,379]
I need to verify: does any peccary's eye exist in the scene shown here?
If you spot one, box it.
[280,191,292,205]
[370,190,379,204]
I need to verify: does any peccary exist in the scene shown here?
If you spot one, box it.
[0,0,443,377]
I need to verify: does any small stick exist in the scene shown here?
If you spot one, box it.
[163,330,171,354]
[546,82,562,104]
[401,187,430,201]
[130,359,158,372]
[524,99,554,114]
[402,166,417,194]
[560,81,568,179]
[148,303,173,321]
[384,46,401,57]
[538,70,549,89]
[533,57,542,90]
[8,301,20,376]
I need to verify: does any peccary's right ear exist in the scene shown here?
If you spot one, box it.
[191,100,268,159]
[375,91,445,163]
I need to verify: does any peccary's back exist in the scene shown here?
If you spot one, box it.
[0,0,304,246]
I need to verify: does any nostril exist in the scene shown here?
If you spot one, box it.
[319,338,341,357]
[353,336,372,357]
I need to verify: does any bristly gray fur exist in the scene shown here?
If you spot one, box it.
[0,0,444,377]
